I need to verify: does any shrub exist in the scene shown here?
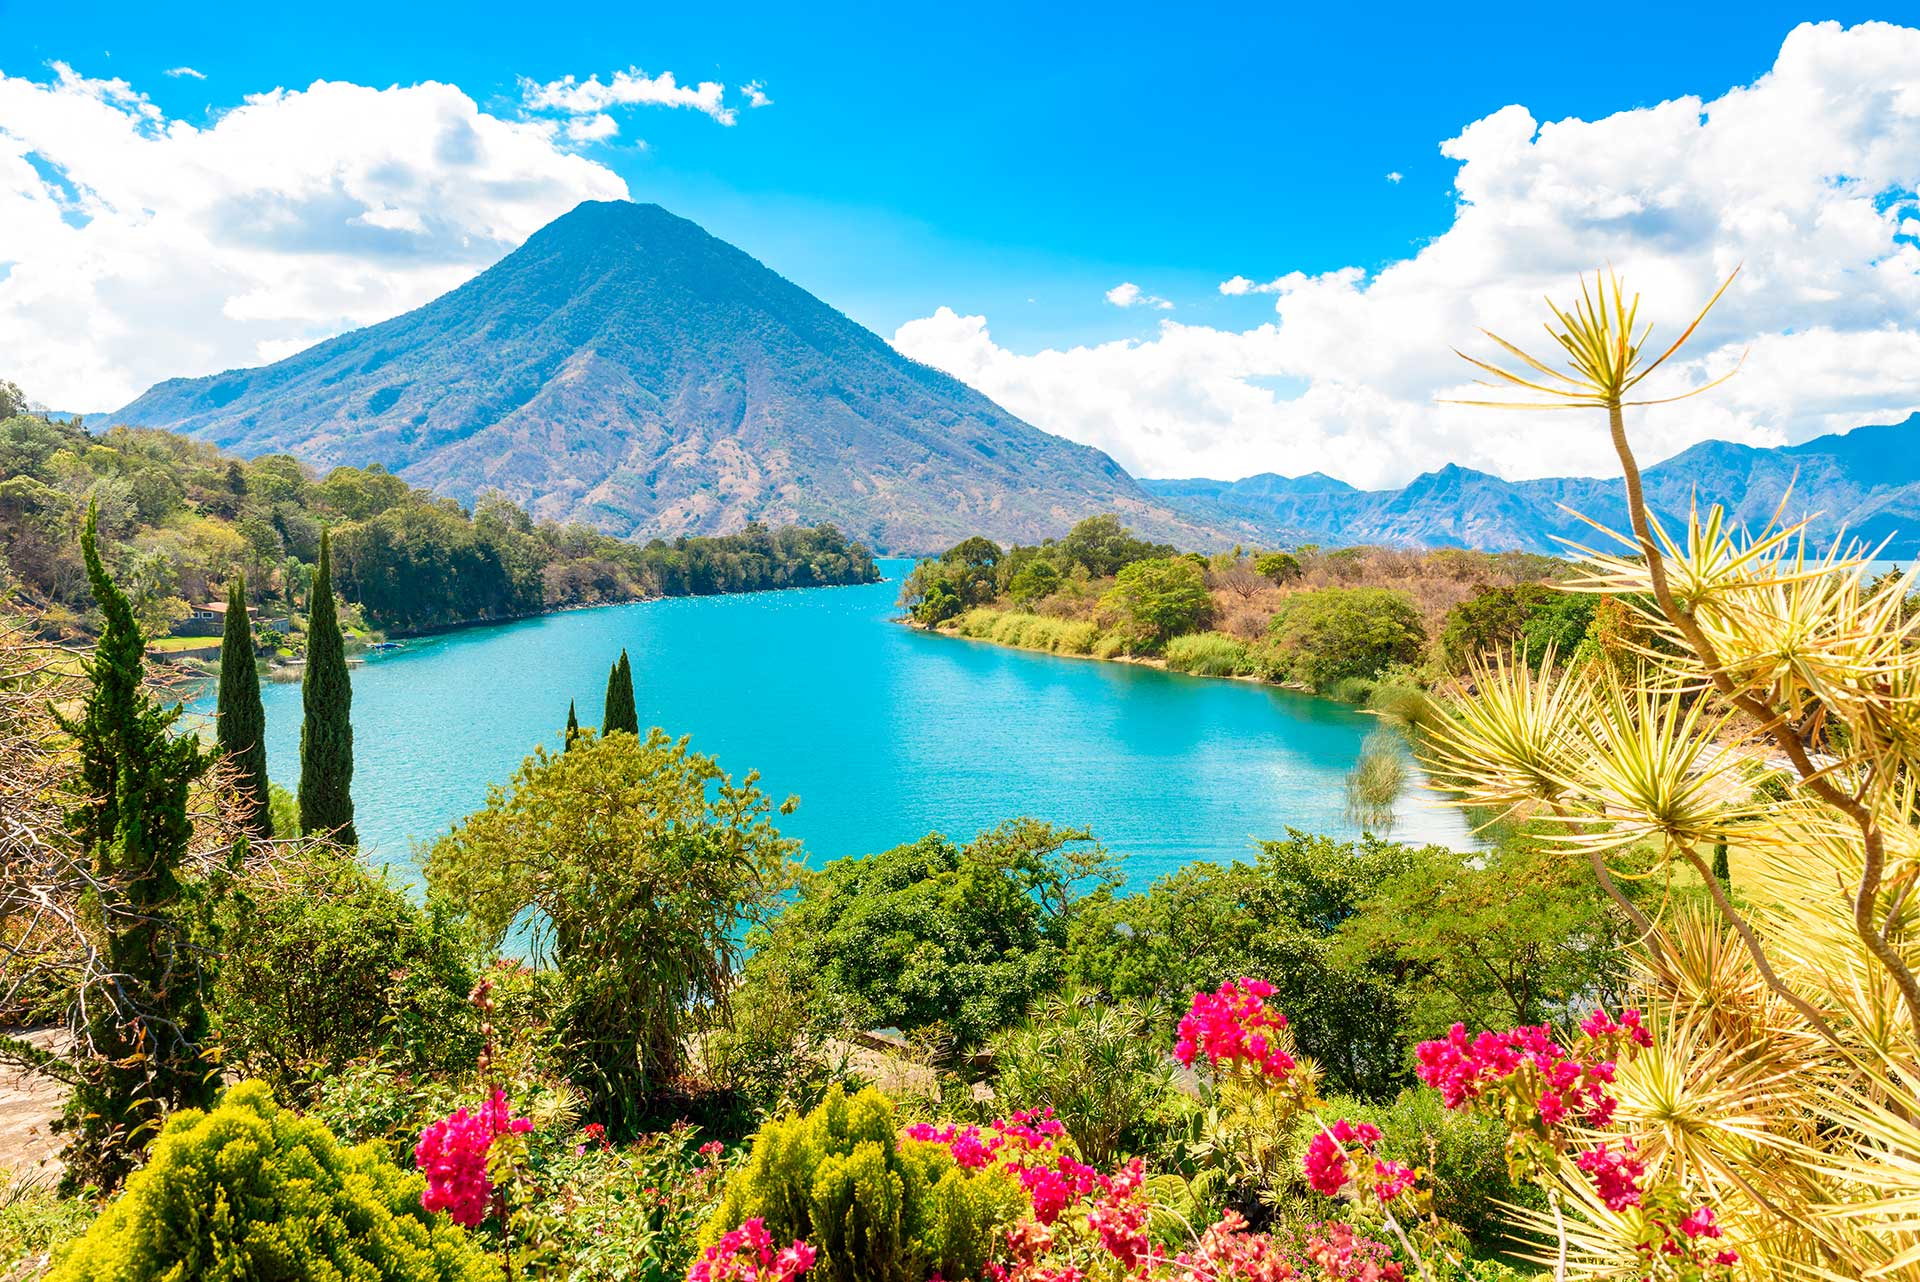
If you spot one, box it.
[216,846,480,1094]
[1164,632,1253,677]
[703,1085,1024,1282]
[0,1178,95,1279]
[1267,587,1425,689]
[49,1081,494,1282]
[1254,551,1303,584]
[992,991,1175,1167]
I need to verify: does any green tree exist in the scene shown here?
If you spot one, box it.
[1007,558,1061,604]
[1267,586,1425,687]
[0,378,25,419]
[1100,556,1212,650]
[298,529,356,844]
[992,990,1174,1167]
[746,820,1115,1051]
[1254,550,1303,584]
[1059,514,1171,577]
[564,699,581,750]
[425,731,795,1130]
[54,505,218,1189]
[215,574,270,838]
[602,648,638,735]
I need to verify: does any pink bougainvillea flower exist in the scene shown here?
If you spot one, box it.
[687,1217,816,1282]
[1175,979,1297,1079]
[414,1088,532,1227]
[1575,1141,1645,1212]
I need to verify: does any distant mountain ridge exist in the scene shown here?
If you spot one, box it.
[113,201,1242,554]
[1142,415,1920,558]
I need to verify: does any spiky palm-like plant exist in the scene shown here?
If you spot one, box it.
[1429,269,1920,1279]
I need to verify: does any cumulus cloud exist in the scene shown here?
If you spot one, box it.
[163,66,206,80]
[1385,170,1402,183]
[1106,281,1173,310]
[0,62,627,409]
[522,67,737,126]
[896,20,1920,485]
[739,80,772,109]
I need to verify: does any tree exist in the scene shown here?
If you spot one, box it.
[0,378,25,420]
[747,820,1116,1052]
[1059,514,1171,578]
[564,699,581,750]
[298,529,355,844]
[1267,586,1425,687]
[424,731,795,1130]
[1007,558,1061,604]
[1100,556,1212,650]
[54,505,217,1189]
[216,574,270,838]
[602,648,638,735]
[1255,551,1303,585]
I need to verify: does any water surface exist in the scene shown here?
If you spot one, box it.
[189,560,1472,890]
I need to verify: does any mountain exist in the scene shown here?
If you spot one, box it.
[1143,414,1920,558]
[113,201,1239,554]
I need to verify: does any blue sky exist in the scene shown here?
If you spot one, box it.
[3,5,1918,484]
[2,0,1882,350]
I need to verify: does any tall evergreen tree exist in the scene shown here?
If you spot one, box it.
[602,648,638,736]
[298,529,356,844]
[56,504,217,1189]
[216,574,271,838]
[565,699,581,750]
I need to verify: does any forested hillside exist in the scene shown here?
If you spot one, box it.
[0,396,877,638]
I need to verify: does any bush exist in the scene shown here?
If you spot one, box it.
[1267,587,1425,689]
[703,1085,1025,1282]
[991,991,1175,1167]
[0,1179,95,1279]
[49,1081,494,1282]
[948,609,1100,655]
[1163,632,1253,677]
[216,846,480,1095]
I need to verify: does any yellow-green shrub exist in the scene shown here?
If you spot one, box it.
[702,1085,1024,1282]
[51,1081,493,1282]
[949,608,1100,655]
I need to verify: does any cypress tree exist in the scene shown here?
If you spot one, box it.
[565,699,581,750]
[298,529,356,844]
[56,504,217,1188]
[216,573,271,838]
[1712,840,1731,890]
[602,648,638,736]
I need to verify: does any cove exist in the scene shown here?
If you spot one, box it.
[187,559,1474,888]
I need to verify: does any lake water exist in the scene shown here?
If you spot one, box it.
[186,560,1472,891]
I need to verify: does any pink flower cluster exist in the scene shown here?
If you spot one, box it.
[687,1218,817,1282]
[1174,979,1297,1079]
[1170,1211,1297,1282]
[1575,1141,1644,1212]
[1087,1159,1152,1273]
[414,1088,533,1228]
[1414,1021,1621,1130]
[908,1108,1095,1224]
[1301,1120,1414,1204]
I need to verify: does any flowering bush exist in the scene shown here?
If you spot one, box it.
[414,1088,534,1228]
[1175,980,1297,1080]
[907,1108,1100,1225]
[1301,1121,1414,1206]
[688,1218,817,1282]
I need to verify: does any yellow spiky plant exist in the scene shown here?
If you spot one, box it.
[1428,268,1920,1280]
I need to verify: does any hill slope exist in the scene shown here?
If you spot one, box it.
[1143,414,1920,557]
[114,201,1234,553]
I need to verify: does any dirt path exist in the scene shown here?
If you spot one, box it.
[0,1030,68,1182]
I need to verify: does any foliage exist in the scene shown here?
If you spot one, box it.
[703,1085,1026,1282]
[51,507,218,1191]
[1267,588,1425,688]
[0,1176,96,1280]
[992,990,1177,1168]
[1063,832,1422,1098]
[1255,551,1304,584]
[48,1080,495,1282]
[1342,729,1408,835]
[298,528,356,844]
[945,608,1101,654]
[215,572,271,837]
[1165,631,1255,677]
[0,410,877,638]
[425,730,796,1130]
[1101,557,1214,652]
[214,845,479,1095]
[744,820,1115,1052]
[1438,583,1600,672]
[534,1123,732,1282]
[1059,514,1174,578]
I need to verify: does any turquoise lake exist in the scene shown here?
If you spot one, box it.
[187,559,1472,889]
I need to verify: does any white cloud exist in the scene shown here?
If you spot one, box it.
[897,20,1920,486]
[0,64,627,410]
[740,80,772,109]
[564,112,619,144]
[164,66,206,80]
[1386,171,1402,183]
[522,67,737,126]
[1106,281,1173,310]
